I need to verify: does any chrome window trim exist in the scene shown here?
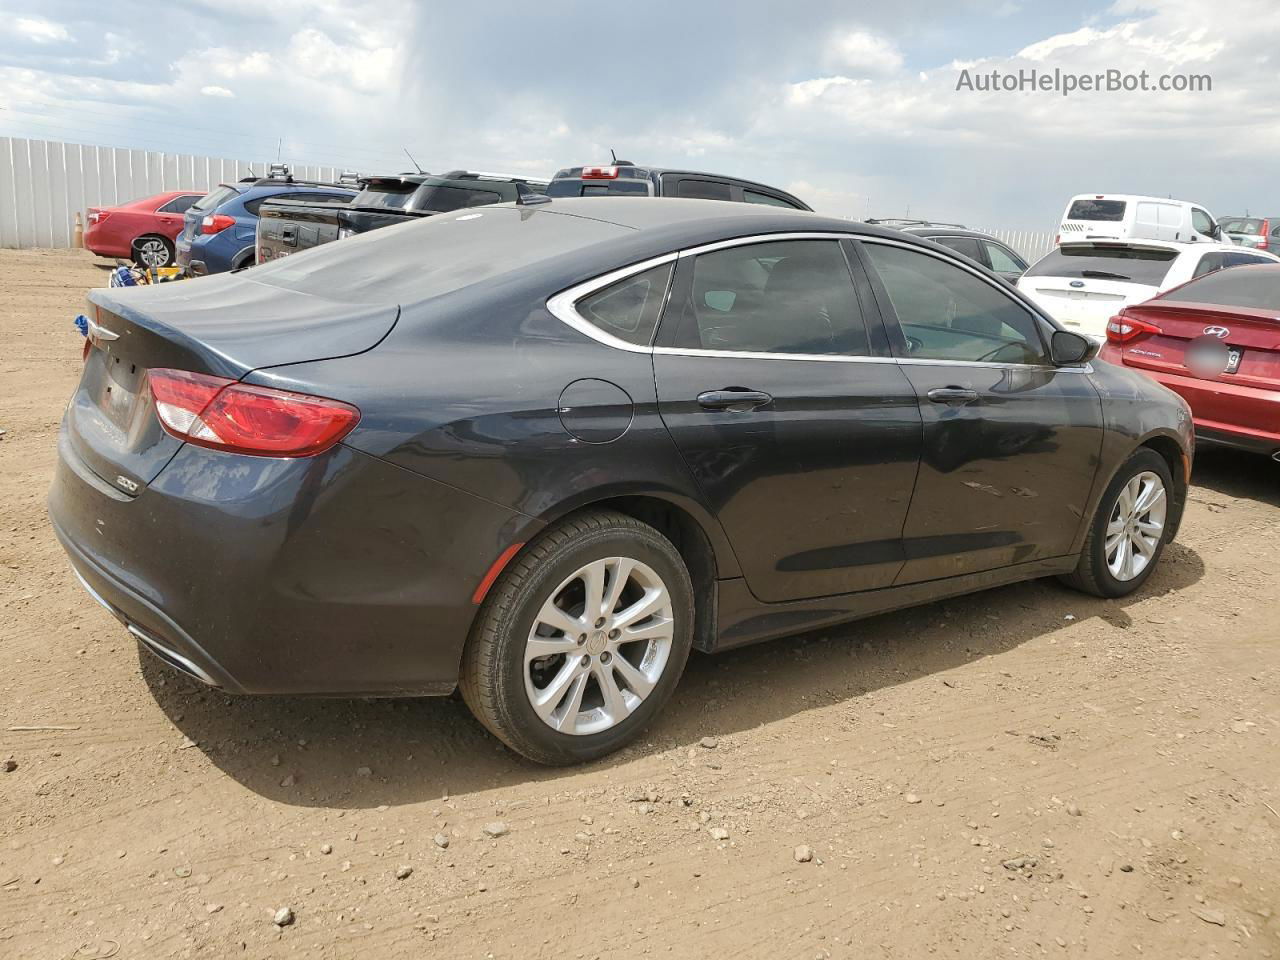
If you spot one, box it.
[546,231,1091,372]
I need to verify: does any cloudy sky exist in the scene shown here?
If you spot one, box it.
[0,0,1275,228]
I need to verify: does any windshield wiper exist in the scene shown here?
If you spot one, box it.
[1079,270,1133,281]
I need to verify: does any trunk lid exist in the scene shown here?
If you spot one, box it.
[69,274,398,495]
[1019,277,1154,339]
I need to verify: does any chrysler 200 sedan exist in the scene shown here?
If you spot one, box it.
[50,198,1193,764]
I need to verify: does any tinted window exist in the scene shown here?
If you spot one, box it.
[743,190,798,208]
[1159,266,1280,310]
[575,264,673,346]
[864,243,1048,365]
[1023,246,1178,286]
[546,179,651,197]
[675,240,868,356]
[1192,252,1225,279]
[983,241,1028,274]
[1224,252,1273,268]
[1191,208,1215,235]
[928,236,982,261]
[1220,218,1264,235]
[675,179,733,201]
[1067,199,1126,221]
[354,182,418,210]
[191,185,238,212]
[158,195,199,214]
[411,184,504,212]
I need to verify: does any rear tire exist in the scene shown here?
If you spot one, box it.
[1060,448,1173,598]
[132,235,174,269]
[460,510,694,765]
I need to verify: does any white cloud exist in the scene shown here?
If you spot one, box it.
[825,30,904,76]
[15,17,69,43]
[200,85,234,98]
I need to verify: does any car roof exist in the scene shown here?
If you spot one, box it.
[901,226,1004,242]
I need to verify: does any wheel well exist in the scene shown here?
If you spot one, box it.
[574,496,719,653]
[132,234,171,249]
[1139,435,1188,538]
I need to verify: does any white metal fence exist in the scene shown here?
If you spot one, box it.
[0,136,349,249]
[979,228,1055,265]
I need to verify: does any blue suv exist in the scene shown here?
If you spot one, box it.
[177,171,357,275]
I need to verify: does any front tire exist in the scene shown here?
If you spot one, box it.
[460,510,694,765]
[1060,448,1173,598]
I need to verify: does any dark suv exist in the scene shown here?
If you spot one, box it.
[546,162,810,210]
[868,220,1029,283]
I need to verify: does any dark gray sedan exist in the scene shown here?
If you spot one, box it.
[51,198,1193,764]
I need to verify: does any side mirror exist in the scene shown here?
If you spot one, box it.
[1050,329,1099,366]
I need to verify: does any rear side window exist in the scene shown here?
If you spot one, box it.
[191,185,238,212]
[674,179,733,201]
[928,236,982,261]
[575,264,673,346]
[1192,252,1225,279]
[743,190,798,208]
[674,239,869,356]
[1022,246,1178,286]
[158,195,199,214]
[864,243,1048,365]
[1067,199,1126,221]
[983,241,1028,274]
[1160,267,1280,310]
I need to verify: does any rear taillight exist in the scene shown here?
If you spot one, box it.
[200,214,236,234]
[1260,220,1269,250]
[148,368,360,457]
[582,165,619,179]
[88,209,108,224]
[1106,315,1161,343]
[1054,234,1060,245]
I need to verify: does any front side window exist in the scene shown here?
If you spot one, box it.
[575,264,673,347]
[1224,251,1272,268]
[983,241,1028,274]
[674,239,868,356]
[863,243,1048,365]
[1192,208,1215,235]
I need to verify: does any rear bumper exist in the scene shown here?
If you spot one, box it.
[1109,361,1280,455]
[49,423,532,696]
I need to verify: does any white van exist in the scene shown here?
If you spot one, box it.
[1057,194,1221,245]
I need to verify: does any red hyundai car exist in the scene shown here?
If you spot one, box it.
[1100,264,1280,459]
[85,190,204,268]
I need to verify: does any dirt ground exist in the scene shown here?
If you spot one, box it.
[1,247,1277,960]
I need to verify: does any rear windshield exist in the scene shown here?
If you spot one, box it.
[1066,199,1127,222]
[1023,246,1177,286]
[191,185,238,212]
[249,206,631,305]
[546,179,652,198]
[1160,267,1280,311]
[411,184,505,212]
[353,182,418,210]
[1219,218,1265,235]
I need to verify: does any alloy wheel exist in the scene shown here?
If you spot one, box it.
[137,239,170,268]
[1105,470,1167,582]
[523,557,674,736]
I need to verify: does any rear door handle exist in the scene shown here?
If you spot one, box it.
[927,387,979,405]
[696,388,773,411]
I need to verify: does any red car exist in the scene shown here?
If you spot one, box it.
[1100,264,1280,459]
[85,191,204,268]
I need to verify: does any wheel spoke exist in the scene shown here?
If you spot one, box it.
[622,614,674,644]
[1106,512,1126,538]
[601,558,634,618]
[1136,518,1163,539]
[535,596,583,638]
[531,657,585,722]
[525,634,580,661]
[553,672,589,732]
[595,662,629,722]
[581,560,608,623]
[612,653,656,699]
[613,587,668,632]
[1136,485,1166,518]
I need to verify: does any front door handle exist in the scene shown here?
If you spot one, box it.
[696,388,773,411]
[927,386,979,405]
